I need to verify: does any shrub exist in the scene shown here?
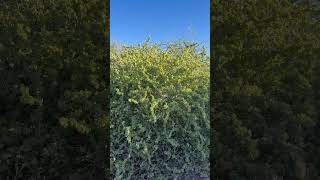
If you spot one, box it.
[110,40,210,179]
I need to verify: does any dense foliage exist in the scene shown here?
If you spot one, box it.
[110,41,210,179]
[4,0,320,179]
[0,0,108,179]
[212,0,320,179]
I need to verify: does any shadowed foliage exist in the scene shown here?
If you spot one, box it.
[0,0,109,179]
[212,0,320,179]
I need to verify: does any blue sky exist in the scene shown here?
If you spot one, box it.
[111,0,210,51]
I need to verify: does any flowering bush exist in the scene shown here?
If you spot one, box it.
[110,41,210,179]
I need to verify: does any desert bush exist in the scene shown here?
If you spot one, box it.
[110,41,210,179]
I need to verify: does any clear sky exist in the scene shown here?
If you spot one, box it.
[111,0,210,51]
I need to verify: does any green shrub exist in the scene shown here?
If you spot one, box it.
[110,40,210,179]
